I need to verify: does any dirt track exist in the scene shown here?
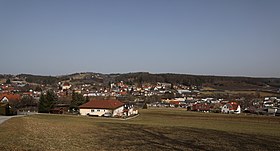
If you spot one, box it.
[0,115,25,125]
[0,116,13,125]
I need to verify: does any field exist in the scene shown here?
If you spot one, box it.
[201,90,280,97]
[1,109,280,151]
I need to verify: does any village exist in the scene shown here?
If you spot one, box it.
[1,74,280,117]
[1,0,280,150]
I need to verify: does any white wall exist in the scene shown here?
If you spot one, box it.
[80,106,124,117]
[221,105,241,114]
[80,109,91,116]
[236,105,241,114]
[112,106,124,117]
[90,109,112,116]
[80,108,113,116]
[133,110,138,115]
[62,85,71,90]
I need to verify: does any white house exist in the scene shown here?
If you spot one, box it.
[79,99,124,117]
[1,97,9,103]
[62,82,71,90]
[221,102,241,114]
[177,89,191,94]
[123,104,139,117]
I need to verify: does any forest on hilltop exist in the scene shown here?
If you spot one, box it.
[1,73,279,90]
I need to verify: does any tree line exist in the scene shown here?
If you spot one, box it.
[115,72,280,87]
[38,90,89,113]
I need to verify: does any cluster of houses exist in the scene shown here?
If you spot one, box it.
[261,97,280,115]
[149,96,280,115]
[149,97,242,114]
[0,81,140,117]
[0,91,139,118]
[0,81,42,115]
[1,78,280,117]
[79,81,199,97]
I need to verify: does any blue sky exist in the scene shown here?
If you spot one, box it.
[0,0,279,77]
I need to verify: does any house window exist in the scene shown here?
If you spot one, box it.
[91,109,94,112]
[97,109,100,112]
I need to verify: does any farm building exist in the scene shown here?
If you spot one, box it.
[123,104,138,117]
[221,102,241,114]
[79,99,124,117]
[191,103,211,112]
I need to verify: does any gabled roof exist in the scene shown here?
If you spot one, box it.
[0,93,21,102]
[225,102,240,111]
[79,100,124,109]
[170,101,180,105]
[63,82,71,86]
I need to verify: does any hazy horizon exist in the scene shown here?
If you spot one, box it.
[1,0,279,77]
[1,71,280,79]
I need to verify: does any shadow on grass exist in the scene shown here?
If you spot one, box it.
[96,123,280,151]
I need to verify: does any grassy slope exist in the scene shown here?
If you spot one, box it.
[0,109,280,151]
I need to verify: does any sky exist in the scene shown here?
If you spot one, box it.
[0,0,279,77]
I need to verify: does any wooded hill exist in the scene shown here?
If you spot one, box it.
[114,72,280,89]
[1,72,280,90]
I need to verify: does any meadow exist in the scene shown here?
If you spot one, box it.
[200,89,280,97]
[0,109,280,151]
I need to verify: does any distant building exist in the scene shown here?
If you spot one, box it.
[177,89,191,94]
[191,103,211,112]
[123,104,138,117]
[62,82,71,90]
[0,93,21,104]
[0,93,20,116]
[221,102,241,114]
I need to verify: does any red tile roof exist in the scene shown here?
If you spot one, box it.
[79,100,124,109]
[192,103,211,111]
[170,101,180,105]
[226,102,239,111]
[63,82,71,86]
[0,93,21,102]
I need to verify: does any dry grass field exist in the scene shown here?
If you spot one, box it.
[1,109,280,151]
[201,90,280,97]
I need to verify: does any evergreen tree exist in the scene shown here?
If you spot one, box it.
[38,94,48,113]
[38,90,57,113]
[85,96,90,103]
[45,90,57,109]
[70,92,85,111]
[34,86,42,92]
[6,78,11,84]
